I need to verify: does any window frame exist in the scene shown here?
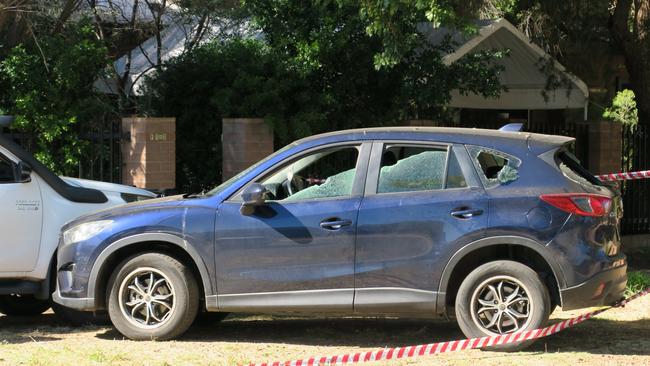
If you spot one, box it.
[227,141,372,203]
[364,140,480,197]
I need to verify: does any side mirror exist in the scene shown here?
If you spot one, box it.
[240,183,267,215]
[15,162,31,183]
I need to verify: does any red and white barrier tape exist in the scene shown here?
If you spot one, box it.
[247,286,650,366]
[596,170,650,182]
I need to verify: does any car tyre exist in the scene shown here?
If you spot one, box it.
[107,252,199,340]
[455,260,551,351]
[0,294,51,317]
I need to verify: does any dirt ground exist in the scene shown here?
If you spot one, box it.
[0,294,648,366]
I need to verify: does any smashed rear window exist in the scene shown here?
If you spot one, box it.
[467,146,521,187]
[557,150,603,187]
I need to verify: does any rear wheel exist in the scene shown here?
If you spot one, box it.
[0,294,50,317]
[455,260,551,351]
[107,253,199,340]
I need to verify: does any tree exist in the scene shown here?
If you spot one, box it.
[85,0,244,114]
[0,22,110,174]
[143,38,307,191]
[143,1,506,190]
[245,0,504,122]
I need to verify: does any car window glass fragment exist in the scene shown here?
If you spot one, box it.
[260,146,359,201]
[468,146,521,187]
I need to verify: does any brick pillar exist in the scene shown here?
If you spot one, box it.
[586,120,622,175]
[122,117,176,191]
[222,118,273,180]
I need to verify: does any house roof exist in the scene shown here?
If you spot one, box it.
[421,18,589,110]
[93,17,259,96]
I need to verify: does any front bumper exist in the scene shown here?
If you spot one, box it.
[52,259,97,311]
[52,288,96,311]
[560,259,627,310]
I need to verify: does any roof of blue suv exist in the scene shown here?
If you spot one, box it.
[293,126,574,154]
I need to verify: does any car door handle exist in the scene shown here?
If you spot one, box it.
[320,218,352,230]
[451,208,484,219]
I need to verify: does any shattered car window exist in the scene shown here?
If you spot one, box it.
[467,146,521,187]
[378,147,447,193]
[259,146,359,201]
[285,168,355,201]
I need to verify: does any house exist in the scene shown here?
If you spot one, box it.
[419,18,589,129]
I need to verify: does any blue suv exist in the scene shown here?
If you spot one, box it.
[53,127,627,349]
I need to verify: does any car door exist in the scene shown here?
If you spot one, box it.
[0,149,43,272]
[214,142,371,311]
[354,141,488,313]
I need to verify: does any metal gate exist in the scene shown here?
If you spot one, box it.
[2,118,124,183]
[621,124,650,235]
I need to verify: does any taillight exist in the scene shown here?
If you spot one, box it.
[539,193,612,217]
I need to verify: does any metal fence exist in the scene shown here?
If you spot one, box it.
[3,119,125,183]
[621,124,650,235]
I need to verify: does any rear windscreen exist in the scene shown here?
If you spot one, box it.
[556,150,603,187]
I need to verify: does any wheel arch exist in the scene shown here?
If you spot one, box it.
[437,236,566,316]
[88,233,214,309]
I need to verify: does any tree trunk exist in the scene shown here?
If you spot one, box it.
[610,0,650,126]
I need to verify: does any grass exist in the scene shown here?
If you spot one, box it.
[626,271,650,296]
[0,272,647,365]
[0,292,649,366]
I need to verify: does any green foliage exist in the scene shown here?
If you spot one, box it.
[143,39,312,192]
[352,0,468,69]
[603,89,638,127]
[245,0,504,121]
[626,271,650,297]
[605,89,639,172]
[0,21,110,175]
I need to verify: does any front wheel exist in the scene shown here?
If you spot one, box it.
[455,260,551,351]
[106,253,199,340]
[0,294,51,317]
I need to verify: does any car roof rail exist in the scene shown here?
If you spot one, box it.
[498,123,524,132]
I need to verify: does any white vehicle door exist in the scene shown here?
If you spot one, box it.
[0,150,43,272]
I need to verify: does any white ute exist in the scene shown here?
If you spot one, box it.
[0,134,155,318]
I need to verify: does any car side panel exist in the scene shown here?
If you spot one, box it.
[354,141,489,313]
[354,189,488,293]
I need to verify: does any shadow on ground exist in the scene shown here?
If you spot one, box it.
[106,314,649,356]
[1,311,649,356]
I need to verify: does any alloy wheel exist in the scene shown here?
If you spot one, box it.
[469,275,533,335]
[118,267,176,329]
